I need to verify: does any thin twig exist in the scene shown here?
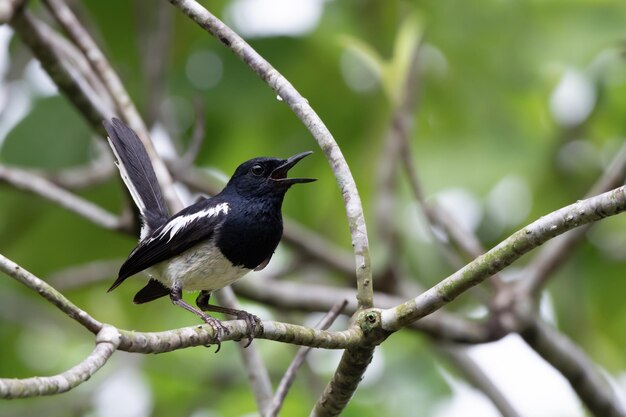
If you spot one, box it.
[389,33,505,290]
[47,259,121,290]
[136,0,173,125]
[401,139,486,267]
[375,25,422,244]
[166,134,273,411]
[10,10,114,130]
[0,325,120,398]
[0,164,128,232]
[37,141,115,189]
[282,219,355,277]
[36,16,114,107]
[438,344,522,417]
[381,185,626,331]
[267,299,348,417]
[0,253,103,334]
[519,135,626,296]
[374,94,410,292]
[180,98,206,168]
[42,0,183,213]
[375,28,470,291]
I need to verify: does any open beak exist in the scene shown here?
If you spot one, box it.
[270,151,317,185]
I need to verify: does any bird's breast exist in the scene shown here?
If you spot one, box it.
[149,240,250,291]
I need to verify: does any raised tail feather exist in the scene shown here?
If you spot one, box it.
[103,118,169,235]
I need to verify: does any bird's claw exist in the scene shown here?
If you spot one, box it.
[236,311,262,348]
[201,314,230,353]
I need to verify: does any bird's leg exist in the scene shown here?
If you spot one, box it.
[195,290,212,310]
[196,290,262,348]
[170,285,229,352]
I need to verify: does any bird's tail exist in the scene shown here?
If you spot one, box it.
[103,118,169,236]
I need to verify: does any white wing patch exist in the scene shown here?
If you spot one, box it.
[158,202,229,242]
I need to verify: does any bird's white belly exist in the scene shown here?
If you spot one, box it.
[147,240,250,291]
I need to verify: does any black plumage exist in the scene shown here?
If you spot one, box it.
[108,195,230,292]
[103,118,169,232]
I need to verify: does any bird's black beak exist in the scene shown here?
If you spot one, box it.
[270,151,317,185]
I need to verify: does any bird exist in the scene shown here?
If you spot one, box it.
[103,117,316,349]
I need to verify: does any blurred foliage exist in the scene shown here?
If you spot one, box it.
[2,0,626,416]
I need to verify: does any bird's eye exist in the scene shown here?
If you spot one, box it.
[250,164,264,176]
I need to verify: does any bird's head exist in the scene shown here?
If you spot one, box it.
[227,151,316,198]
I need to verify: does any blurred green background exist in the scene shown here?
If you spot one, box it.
[1,0,626,416]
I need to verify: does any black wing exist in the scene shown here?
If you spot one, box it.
[104,118,169,233]
[108,199,230,291]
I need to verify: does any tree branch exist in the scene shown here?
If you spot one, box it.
[0,253,103,333]
[178,98,206,169]
[31,141,116,190]
[0,325,120,399]
[282,218,355,278]
[10,9,114,132]
[309,346,376,417]
[268,299,347,417]
[0,164,129,232]
[42,0,183,213]
[381,185,626,330]
[519,135,626,296]
[116,320,364,353]
[438,344,522,417]
[136,0,173,125]
[47,259,121,290]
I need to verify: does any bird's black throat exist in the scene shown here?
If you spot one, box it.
[216,193,285,269]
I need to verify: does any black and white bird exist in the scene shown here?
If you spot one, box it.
[103,118,315,348]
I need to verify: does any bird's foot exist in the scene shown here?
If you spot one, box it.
[193,291,261,348]
[235,310,263,348]
[200,313,230,353]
